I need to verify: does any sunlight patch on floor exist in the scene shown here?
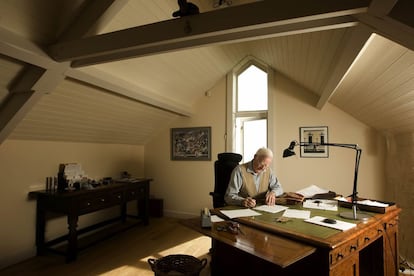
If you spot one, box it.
[98,236,211,276]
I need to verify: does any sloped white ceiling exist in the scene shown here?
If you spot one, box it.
[9,77,179,144]
[1,0,414,144]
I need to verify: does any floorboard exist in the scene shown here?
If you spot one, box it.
[0,217,211,276]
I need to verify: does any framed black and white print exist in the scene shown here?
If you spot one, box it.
[299,126,329,158]
[171,127,211,161]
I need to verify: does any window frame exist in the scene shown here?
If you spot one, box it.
[226,56,275,157]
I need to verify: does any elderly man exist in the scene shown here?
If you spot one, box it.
[224,147,283,207]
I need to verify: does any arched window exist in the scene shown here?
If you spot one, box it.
[226,57,274,162]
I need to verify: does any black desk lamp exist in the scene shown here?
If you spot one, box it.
[283,140,370,221]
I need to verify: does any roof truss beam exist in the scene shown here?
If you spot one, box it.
[316,24,373,109]
[48,0,370,67]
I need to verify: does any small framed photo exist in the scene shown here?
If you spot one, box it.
[299,126,328,158]
[171,126,211,161]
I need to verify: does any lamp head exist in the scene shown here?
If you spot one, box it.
[283,141,297,158]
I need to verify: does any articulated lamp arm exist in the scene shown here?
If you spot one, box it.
[283,140,367,220]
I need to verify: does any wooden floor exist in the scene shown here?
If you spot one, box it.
[0,217,212,276]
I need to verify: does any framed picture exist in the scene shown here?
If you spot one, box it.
[299,126,329,158]
[171,126,211,161]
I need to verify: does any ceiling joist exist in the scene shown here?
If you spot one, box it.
[316,24,373,109]
[48,0,370,67]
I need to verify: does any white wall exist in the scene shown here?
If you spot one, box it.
[0,140,144,269]
[274,72,386,199]
[145,72,387,218]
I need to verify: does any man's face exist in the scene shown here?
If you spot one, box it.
[253,155,272,173]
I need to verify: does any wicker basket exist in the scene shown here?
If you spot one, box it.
[148,254,207,276]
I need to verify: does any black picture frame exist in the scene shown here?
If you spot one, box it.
[171,126,211,161]
[299,126,329,158]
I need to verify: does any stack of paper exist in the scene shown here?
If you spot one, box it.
[220,209,262,219]
[253,205,288,214]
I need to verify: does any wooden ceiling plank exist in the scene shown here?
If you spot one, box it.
[0,0,154,144]
[316,23,373,109]
[48,0,369,66]
[65,68,192,117]
[0,66,64,143]
[59,0,129,41]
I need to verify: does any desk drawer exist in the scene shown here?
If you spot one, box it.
[359,225,384,248]
[78,191,123,213]
[330,238,359,267]
[126,186,147,201]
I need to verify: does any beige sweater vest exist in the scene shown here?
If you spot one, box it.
[239,162,270,200]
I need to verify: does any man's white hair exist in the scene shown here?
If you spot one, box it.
[255,147,273,158]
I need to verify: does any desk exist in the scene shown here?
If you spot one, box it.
[183,206,400,276]
[29,179,151,262]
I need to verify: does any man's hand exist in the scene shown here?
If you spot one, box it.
[265,191,276,206]
[243,197,256,208]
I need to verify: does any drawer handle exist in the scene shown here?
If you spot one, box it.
[87,202,91,206]
[350,245,357,252]
[364,237,370,242]
[336,253,344,261]
[377,229,383,234]
[100,198,105,202]
[117,195,121,199]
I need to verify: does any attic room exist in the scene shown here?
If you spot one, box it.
[0,0,413,275]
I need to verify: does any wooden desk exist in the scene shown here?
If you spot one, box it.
[183,206,400,276]
[29,179,151,262]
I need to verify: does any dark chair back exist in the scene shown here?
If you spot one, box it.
[210,152,242,208]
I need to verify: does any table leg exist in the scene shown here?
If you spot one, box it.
[138,198,149,225]
[66,214,79,262]
[35,202,46,256]
[121,202,127,223]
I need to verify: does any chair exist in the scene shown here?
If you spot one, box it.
[210,152,242,208]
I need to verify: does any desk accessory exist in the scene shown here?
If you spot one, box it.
[200,208,212,228]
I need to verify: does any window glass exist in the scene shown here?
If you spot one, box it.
[243,119,267,161]
[237,65,268,111]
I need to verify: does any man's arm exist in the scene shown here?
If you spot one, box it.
[268,170,283,196]
[224,167,245,206]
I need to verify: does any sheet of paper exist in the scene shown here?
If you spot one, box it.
[253,204,289,214]
[210,215,224,223]
[305,216,356,231]
[282,209,311,219]
[296,185,329,198]
[303,199,338,211]
[220,209,262,219]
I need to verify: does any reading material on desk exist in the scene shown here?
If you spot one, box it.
[337,197,389,207]
[296,185,329,198]
[282,209,311,219]
[254,204,289,214]
[303,199,338,211]
[305,216,356,231]
[220,208,262,219]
